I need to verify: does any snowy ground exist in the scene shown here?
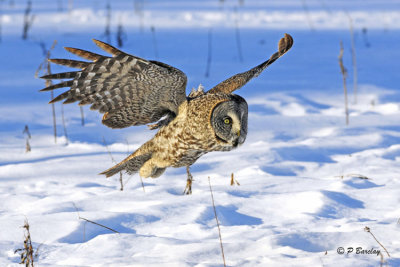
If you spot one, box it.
[1,0,400,266]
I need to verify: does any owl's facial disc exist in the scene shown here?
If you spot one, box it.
[211,96,248,148]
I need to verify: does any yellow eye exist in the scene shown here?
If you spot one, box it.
[224,118,231,124]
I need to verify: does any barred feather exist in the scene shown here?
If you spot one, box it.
[40,80,73,91]
[64,47,104,61]
[41,39,187,128]
[100,153,152,177]
[48,59,90,69]
[92,39,123,56]
[49,91,70,103]
[40,71,78,80]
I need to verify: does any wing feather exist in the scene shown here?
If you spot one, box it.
[41,39,187,129]
[40,80,74,92]
[40,71,79,80]
[48,59,90,69]
[64,47,103,61]
[92,39,123,56]
[208,33,293,95]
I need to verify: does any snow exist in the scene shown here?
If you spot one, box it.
[1,0,400,266]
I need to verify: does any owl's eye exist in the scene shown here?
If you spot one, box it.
[223,117,231,124]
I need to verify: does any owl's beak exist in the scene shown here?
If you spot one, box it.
[232,132,246,147]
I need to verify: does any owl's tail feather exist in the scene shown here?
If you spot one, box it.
[100,152,152,178]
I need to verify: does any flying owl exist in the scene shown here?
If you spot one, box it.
[40,33,293,193]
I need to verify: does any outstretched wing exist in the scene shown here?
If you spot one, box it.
[40,39,187,129]
[207,33,293,95]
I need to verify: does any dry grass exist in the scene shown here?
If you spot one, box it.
[73,203,119,242]
[14,219,37,267]
[204,28,213,78]
[102,137,126,191]
[23,125,31,152]
[233,7,243,62]
[364,226,390,258]
[183,166,194,195]
[208,177,226,267]
[151,26,159,59]
[230,173,240,186]
[116,20,127,48]
[22,0,35,40]
[338,41,349,125]
[35,40,58,143]
[346,12,358,104]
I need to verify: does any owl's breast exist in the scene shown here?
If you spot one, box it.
[171,149,207,167]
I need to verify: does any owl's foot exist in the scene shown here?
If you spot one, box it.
[183,166,194,195]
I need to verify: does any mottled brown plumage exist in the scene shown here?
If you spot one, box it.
[40,34,293,187]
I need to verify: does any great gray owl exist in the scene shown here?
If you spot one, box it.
[40,33,293,193]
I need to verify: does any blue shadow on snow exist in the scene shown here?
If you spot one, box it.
[343,178,383,189]
[197,205,263,226]
[59,213,159,244]
[277,233,327,252]
[314,191,365,219]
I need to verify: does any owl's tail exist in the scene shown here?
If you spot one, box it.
[100,148,152,178]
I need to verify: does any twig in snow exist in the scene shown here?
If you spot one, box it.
[347,173,370,180]
[25,139,31,152]
[50,90,57,143]
[61,104,68,145]
[346,12,358,104]
[72,203,119,242]
[80,106,85,126]
[133,0,144,33]
[102,1,111,44]
[23,125,31,139]
[205,28,213,78]
[14,219,37,266]
[230,173,240,186]
[102,137,125,191]
[335,173,371,180]
[102,137,116,163]
[301,0,315,31]
[338,41,349,126]
[183,166,194,195]
[35,40,58,143]
[234,7,243,62]
[116,19,127,48]
[208,177,226,267]
[150,26,159,59]
[23,125,31,152]
[364,226,390,258]
[22,0,35,40]
[362,27,371,48]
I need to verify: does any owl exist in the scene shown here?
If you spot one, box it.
[41,33,293,193]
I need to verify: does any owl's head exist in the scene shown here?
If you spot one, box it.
[211,95,248,148]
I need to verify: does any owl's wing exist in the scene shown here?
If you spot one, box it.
[207,33,293,95]
[40,39,187,129]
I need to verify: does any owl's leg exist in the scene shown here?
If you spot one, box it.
[183,166,194,195]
